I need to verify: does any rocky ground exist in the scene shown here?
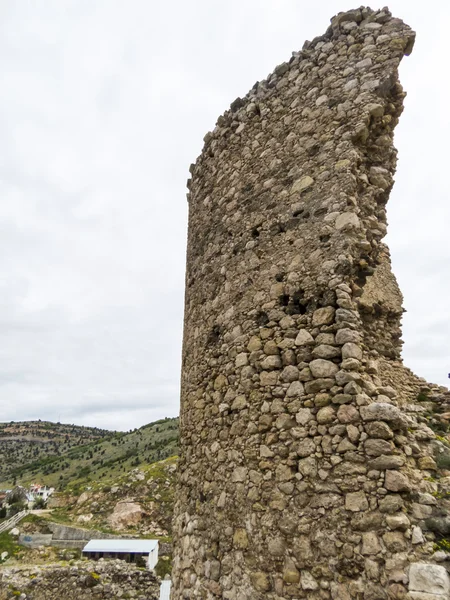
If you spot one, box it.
[0,560,160,599]
[52,457,177,538]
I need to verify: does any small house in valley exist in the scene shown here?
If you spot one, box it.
[82,539,159,570]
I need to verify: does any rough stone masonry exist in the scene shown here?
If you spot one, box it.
[172,7,450,600]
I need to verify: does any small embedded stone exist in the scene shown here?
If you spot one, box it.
[250,572,271,592]
[280,365,300,383]
[367,103,384,117]
[342,342,362,360]
[364,438,394,456]
[305,378,335,393]
[418,456,437,471]
[296,438,316,457]
[386,513,410,531]
[275,414,296,430]
[263,340,279,355]
[287,380,304,397]
[361,532,381,555]
[214,374,228,390]
[291,175,314,194]
[260,371,278,385]
[365,421,394,439]
[345,491,369,512]
[383,531,407,552]
[283,562,300,584]
[356,57,372,69]
[368,455,404,470]
[232,467,248,482]
[335,212,360,230]
[337,404,359,423]
[378,495,404,514]
[332,393,352,405]
[295,329,314,346]
[312,306,335,326]
[360,403,401,423]
[312,344,341,359]
[335,328,361,344]
[231,395,247,411]
[300,571,318,591]
[384,470,410,492]
[334,159,351,170]
[296,408,313,425]
[337,438,357,452]
[247,336,262,352]
[309,359,339,379]
[233,528,249,549]
[317,406,335,424]
[235,352,248,367]
[261,355,282,370]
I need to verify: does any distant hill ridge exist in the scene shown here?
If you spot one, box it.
[0,417,179,489]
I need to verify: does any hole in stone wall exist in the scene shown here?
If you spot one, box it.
[251,227,260,238]
[279,290,308,315]
[284,218,300,231]
[279,294,290,306]
[256,311,269,326]
[207,325,223,346]
[314,207,327,217]
[275,272,285,282]
[289,291,308,315]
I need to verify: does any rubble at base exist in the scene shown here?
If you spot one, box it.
[0,559,160,600]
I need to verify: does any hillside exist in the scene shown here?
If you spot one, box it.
[0,417,179,490]
[0,421,111,483]
[52,456,177,538]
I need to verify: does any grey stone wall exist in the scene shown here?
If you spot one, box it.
[172,7,450,600]
[19,533,53,548]
[0,560,159,599]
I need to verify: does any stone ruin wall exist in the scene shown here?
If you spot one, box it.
[0,560,160,600]
[172,7,450,600]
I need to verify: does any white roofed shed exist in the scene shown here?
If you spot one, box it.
[82,539,159,570]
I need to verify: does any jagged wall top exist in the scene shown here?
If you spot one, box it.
[171,8,450,600]
[188,6,414,180]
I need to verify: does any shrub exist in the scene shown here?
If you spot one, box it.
[33,497,46,510]
[436,453,450,470]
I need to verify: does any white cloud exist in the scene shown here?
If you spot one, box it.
[0,1,449,430]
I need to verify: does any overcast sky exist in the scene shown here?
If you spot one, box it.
[0,1,448,431]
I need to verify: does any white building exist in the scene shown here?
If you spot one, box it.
[159,579,171,600]
[28,485,54,503]
[82,539,159,571]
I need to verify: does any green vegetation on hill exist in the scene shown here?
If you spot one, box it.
[0,421,111,483]
[0,418,179,490]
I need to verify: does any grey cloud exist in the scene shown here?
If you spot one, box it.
[0,0,449,430]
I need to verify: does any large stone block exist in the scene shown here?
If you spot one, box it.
[409,563,450,597]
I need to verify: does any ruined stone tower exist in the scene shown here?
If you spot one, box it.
[172,7,450,600]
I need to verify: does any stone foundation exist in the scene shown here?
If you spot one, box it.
[0,560,159,599]
[172,6,450,600]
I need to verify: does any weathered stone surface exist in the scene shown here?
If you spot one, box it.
[309,359,339,379]
[295,329,314,346]
[409,563,450,596]
[107,501,145,530]
[345,491,369,512]
[172,8,449,600]
[0,561,159,599]
[361,403,402,424]
[385,470,410,492]
[312,307,335,326]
